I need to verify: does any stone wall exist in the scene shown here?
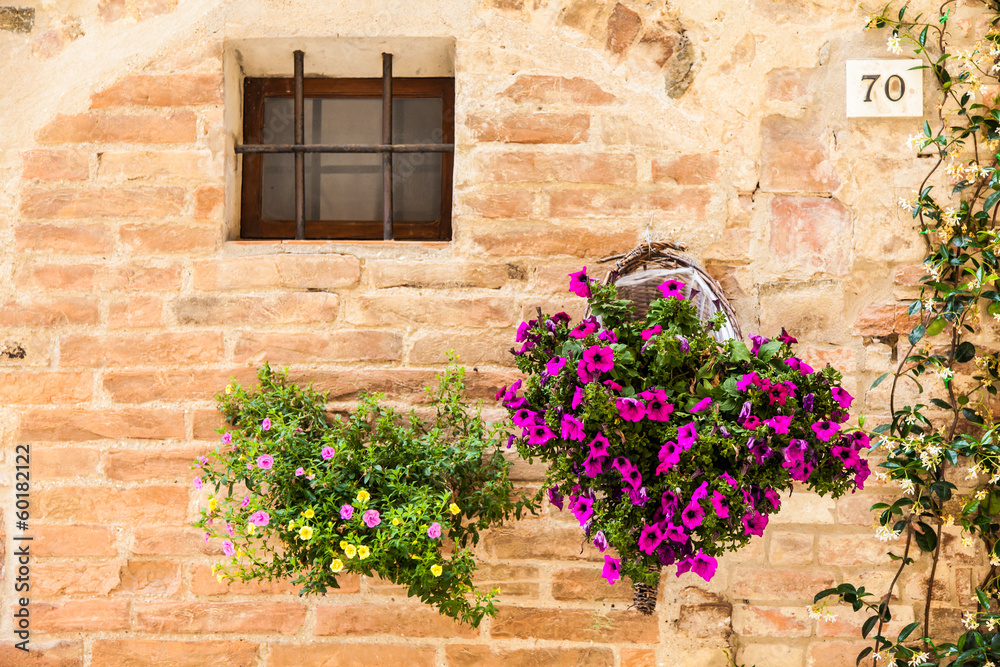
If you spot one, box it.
[0,0,986,665]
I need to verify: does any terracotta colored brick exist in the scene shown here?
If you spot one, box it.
[760,115,839,193]
[0,371,92,404]
[133,601,305,634]
[0,640,82,666]
[471,564,539,597]
[767,68,813,102]
[35,485,188,523]
[818,534,903,567]
[36,112,197,144]
[408,330,516,366]
[606,3,642,55]
[483,519,603,561]
[314,604,477,638]
[635,20,683,68]
[33,600,129,632]
[192,408,226,439]
[98,0,125,23]
[470,224,638,258]
[770,196,851,277]
[652,154,719,186]
[647,188,711,218]
[98,150,213,180]
[91,639,258,667]
[677,601,732,639]
[620,649,657,667]
[115,560,182,595]
[836,494,898,525]
[547,189,635,217]
[22,149,89,181]
[31,525,117,557]
[172,293,339,325]
[60,331,225,367]
[731,568,836,600]
[104,368,252,404]
[91,74,223,107]
[108,296,163,328]
[15,223,113,254]
[446,646,614,667]
[0,298,99,326]
[285,368,436,402]
[267,644,435,667]
[233,330,402,364]
[462,190,534,218]
[131,526,221,556]
[188,563,319,596]
[551,567,632,601]
[119,224,218,253]
[190,255,360,291]
[491,607,657,643]
[16,261,101,291]
[798,346,858,374]
[472,151,637,184]
[193,185,223,219]
[466,113,590,144]
[111,263,182,290]
[346,295,517,327]
[367,260,511,289]
[732,604,811,637]
[806,640,878,667]
[769,531,814,565]
[20,186,184,219]
[501,75,615,105]
[33,445,101,478]
[816,604,914,638]
[32,560,122,597]
[104,447,206,481]
[894,264,930,285]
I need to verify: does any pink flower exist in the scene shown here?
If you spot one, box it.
[616,397,646,422]
[676,550,718,582]
[582,345,615,373]
[831,387,854,410]
[427,522,441,539]
[743,415,760,430]
[571,386,585,410]
[249,510,270,527]
[677,422,698,449]
[526,424,555,445]
[225,522,234,537]
[241,496,251,508]
[811,420,840,442]
[658,279,687,300]
[736,373,758,391]
[569,267,592,298]
[641,389,674,422]
[204,531,210,542]
[582,454,605,478]
[569,495,594,527]
[362,509,381,528]
[262,418,272,431]
[561,414,586,441]
[680,500,704,529]
[720,471,737,487]
[197,456,208,467]
[222,540,236,557]
[588,432,610,458]
[638,523,664,555]
[295,467,305,476]
[602,554,621,585]
[710,491,729,519]
[545,357,568,376]
[512,409,538,427]
[691,397,713,413]
[193,477,203,490]
[641,325,662,341]
[765,415,792,435]
[321,446,336,460]
[340,504,354,520]
[256,454,274,470]
[222,432,232,444]
[569,319,598,339]
[576,360,599,384]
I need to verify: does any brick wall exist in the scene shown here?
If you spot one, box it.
[0,0,984,665]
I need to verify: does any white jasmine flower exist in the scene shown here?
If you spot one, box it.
[888,34,903,54]
[908,652,929,666]
[898,197,916,212]
[962,535,974,548]
[990,554,1000,567]
[900,478,916,494]
[876,524,901,542]
[964,611,979,629]
[907,134,926,150]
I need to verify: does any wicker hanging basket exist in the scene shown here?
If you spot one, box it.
[598,242,742,615]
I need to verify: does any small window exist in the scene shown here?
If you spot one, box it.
[238,51,454,241]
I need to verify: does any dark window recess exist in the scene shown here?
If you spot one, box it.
[238,51,455,241]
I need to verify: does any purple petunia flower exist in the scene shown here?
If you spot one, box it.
[720,471,737,487]
[594,530,609,552]
[515,320,531,342]
[691,397,713,413]
[569,267,592,298]
[641,325,662,341]
[737,373,758,392]
[661,521,688,544]
[743,415,761,430]
[675,335,690,353]
[676,550,718,582]
[677,422,698,449]
[638,523,664,554]
[749,334,769,355]
[561,414,586,442]
[811,420,840,442]
[512,408,538,427]
[658,279,687,300]
[680,500,705,529]
[640,389,674,422]
[583,454,606,478]
[742,511,768,537]
[527,424,555,445]
[589,432,610,458]
[604,380,623,392]
[710,491,729,519]
[569,319,599,340]
[598,329,617,343]
[571,386,585,410]
[583,345,615,373]
[656,440,681,475]
[616,397,646,422]
[321,446,335,460]
[548,487,564,510]
[602,554,621,584]
[778,328,797,344]
[691,481,710,503]
[765,415,792,434]
[577,360,599,384]
[569,495,594,527]
[831,387,854,410]
[545,357,568,376]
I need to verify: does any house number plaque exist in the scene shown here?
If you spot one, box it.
[846,59,923,118]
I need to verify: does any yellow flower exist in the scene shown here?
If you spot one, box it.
[298,526,314,540]
[287,521,296,530]
[330,558,345,573]
[302,508,315,519]
[340,540,349,550]
[344,544,357,559]
[392,518,401,526]
[247,523,256,535]
[216,573,226,582]
[208,497,218,511]
[358,545,371,560]
[356,490,371,503]
[225,385,233,394]
[449,503,460,515]
[431,564,443,577]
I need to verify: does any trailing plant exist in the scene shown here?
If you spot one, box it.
[812,3,1000,664]
[499,269,868,607]
[192,361,532,628]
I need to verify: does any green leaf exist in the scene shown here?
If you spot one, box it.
[919,25,928,47]
[930,398,953,410]
[977,588,991,609]
[757,340,782,361]
[898,621,921,642]
[914,521,938,552]
[909,324,925,346]
[862,615,878,638]
[730,341,751,363]
[871,372,890,389]
[984,189,1000,213]
[956,341,976,363]
[925,316,947,336]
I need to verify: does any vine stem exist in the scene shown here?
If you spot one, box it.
[923,519,945,636]
[873,525,914,667]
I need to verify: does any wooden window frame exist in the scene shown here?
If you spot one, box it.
[239,66,454,241]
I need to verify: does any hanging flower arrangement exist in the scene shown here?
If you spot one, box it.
[500,268,870,610]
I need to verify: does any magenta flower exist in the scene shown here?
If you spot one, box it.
[225,522,234,537]
[526,424,555,445]
[598,329,617,343]
[690,480,710,503]
[362,509,381,528]
[641,325,662,341]
[262,418,272,431]
[638,523,664,555]
[603,380,623,392]
[249,510,270,527]
[571,386,585,409]
[831,387,853,410]
[765,415,792,435]
[778,328,797,344]
[602,554,621,584]
[616,397,646,422]
[691,397,713,413]
[662,522,688,544]
[241,496,251,508]
[680,500,705,529]
[512,409,538,427]
[569,267,592,298]
[193,477,203,490]
[582,345,615,373]
[763,488,781,510]
[588,432,610,458]
[677,422,698,449]
[676,550,718,582]
[743,511,768,537]
[569,495,594,526]
[641,389,674,422]
[561,414,586,442]
[720,471,737,487]
[811,420,840,442]
[743,415,760,430]
[221,432,232,444]
[576,360,599,384]
[569,319,598,339]
[515,321,531,342]
[594,530,609,552]
[256,454,274,470]
[583,454,605,478]
[736,372,758,392]
[427,522,441,539]
[710,491,729,519]
[656,440,681,475]
[340,504,354,520]
[658,279,687,300]
[222,540,235,557]
[295,467,305,476]
[321,446,336,460]
[545,357,568,376]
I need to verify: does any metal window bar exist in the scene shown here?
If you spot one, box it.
[235,50,456,241]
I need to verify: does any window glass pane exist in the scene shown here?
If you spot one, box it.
[260,98,295,220]
[392,98,442,222]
